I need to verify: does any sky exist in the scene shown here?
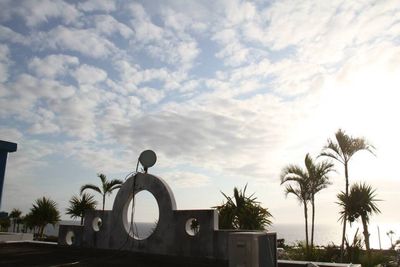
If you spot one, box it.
[1,0,400,236]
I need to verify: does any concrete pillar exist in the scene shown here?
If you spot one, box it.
[0,140,17,208]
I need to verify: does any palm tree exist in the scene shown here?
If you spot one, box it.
[190,219,200,235]
[306,154,334,248]
[281,158,311,251]
[80,173,123,212]
[0,217,10,231]
[22,213,37,234]
[337,182,380,254]
[9,208,22,232]
[66,193,97,225]
[280,153,334,251]
[30,197,60,239]
[387,230,396,249]
[320,129,374,260]
[215,185,272,230]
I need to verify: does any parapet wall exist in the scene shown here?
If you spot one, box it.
[58,172,276,262]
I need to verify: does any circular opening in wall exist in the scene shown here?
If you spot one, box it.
[124,190,159,240]
[185,218,200,236]
[65,231,75,245]
[92,217,102,232]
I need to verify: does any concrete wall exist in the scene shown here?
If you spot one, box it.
[59,172,275,261]
[0,232,33,242]
[58,225,83,246]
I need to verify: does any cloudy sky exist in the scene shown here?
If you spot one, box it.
[1,0,400,233]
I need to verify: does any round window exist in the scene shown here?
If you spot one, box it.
[124,190,159,240]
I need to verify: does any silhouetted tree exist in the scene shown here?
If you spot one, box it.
[29,197,60,239]
[0,217,10,231]
[321,129,374,261]
[215,185,272,230]
[387,230,396,249]
[80,173,123,212]
[66,193,97,225]
[337,182,380,255]
[9,208,22,232]
[281,153,334,252]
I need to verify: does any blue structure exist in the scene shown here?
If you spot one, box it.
[0,140,17,208]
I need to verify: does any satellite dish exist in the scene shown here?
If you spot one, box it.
[139,150,157,169]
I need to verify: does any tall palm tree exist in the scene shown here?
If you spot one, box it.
[280,153,334,251]
[215,185,272,230]
[320,129,375,260]
[306,154,334,248]
[9,208,22,232]
[30,197,60,239]
[337,182,380,254]
[66,193,97,225]
[281,179,310,251]
[80,173,123,212]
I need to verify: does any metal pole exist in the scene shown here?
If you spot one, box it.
[377,225,382,250]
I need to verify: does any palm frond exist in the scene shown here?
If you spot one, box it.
[80,184,101,195]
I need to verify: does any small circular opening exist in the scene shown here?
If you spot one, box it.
[92,217,102,232]
[65,231,75,245]
[185,218,200,236]
[124,190,159,240]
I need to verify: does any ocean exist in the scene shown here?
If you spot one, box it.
[35,221,399,249]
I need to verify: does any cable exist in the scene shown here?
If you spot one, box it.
[123,171,135,181]
[108,156,141,250]
[70,159,144,265]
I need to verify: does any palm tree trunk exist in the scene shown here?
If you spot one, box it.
[311,196,315,248]
[13,220,16,232]
[102,194,105,212]
[361,216,371,254]
[303,200,309,254]
[39,225,45,239]
[80,216,84,226]
[340,162,349,262]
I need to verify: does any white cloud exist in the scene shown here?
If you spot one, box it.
[26,107,60,135]
[22,75,76,100]
[100,94,310,181]
[37,26,117,58]
[161,7,208,35]
[176,41,200,66]
[164,171,211,188]
[4,138,55,177]
[0,0,80,27]
[128,3,200,69]
[73,64,107,85]
[129,3,163,43]
[77,0,116,12]
[0,127,23,142]
[212,26,267,67]
[135,87,165,105]
[92,15,134,39]
[0,74,76,123]
[0,44,10,83]
[0,25,28,44]
[52,92,98,140]
[220,0,257,27]
[28,54,79,78]
[114,60,187,91]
